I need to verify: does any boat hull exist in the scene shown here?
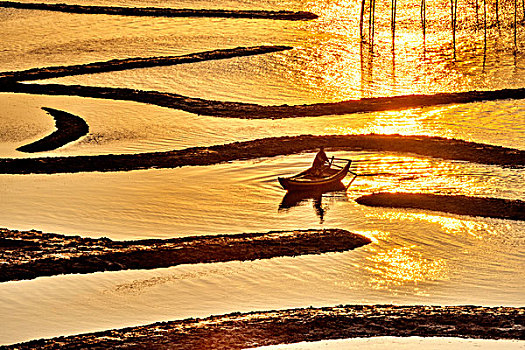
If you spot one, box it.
[278,161,351,191]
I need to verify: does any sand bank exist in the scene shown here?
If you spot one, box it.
[355,193,525,221]
[1,135,523,174]
[0,228,370,282]
[6,305,524,349]
[0,1,318,20]
[0,46,292,82]
[16,107,89,153]
[1,83,525,119]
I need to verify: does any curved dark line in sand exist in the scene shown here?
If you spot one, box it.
[0,1,318,20]
[0,228,370,282]
[355,193,525,221]
[16,107,89,153]
[2,82,525,119]
[1,135,523,174]
[0,46,292,82]
[7,305,524,349]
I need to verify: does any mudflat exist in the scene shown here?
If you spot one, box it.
[355,193,525,221]
[2,134,524,174]
[6,305,524,349]
[0,228,370,282]
[0,2,318,20]
[16,107,89,153]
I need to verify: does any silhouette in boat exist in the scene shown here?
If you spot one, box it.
[277,149,358,223]
[278,148,357,192]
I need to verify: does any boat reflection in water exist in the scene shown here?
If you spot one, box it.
[278,157,357,223]
[278,182,348,223]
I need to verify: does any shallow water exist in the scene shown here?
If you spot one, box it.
[0,0,524,346]
[0,93,523,158]
[0,224,523,344]
[2,153,524,237]
[5,0,525,99]
[1,154,523,344]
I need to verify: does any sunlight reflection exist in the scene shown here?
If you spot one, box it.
[289,0,525,101]
[345,153,522,199]
[361,111,428,135]
[370,211,491,238]
[365,246,448,292]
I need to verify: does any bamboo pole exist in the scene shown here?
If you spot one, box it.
[421,0,427,38]
[368,0,376,47]
[360,0,366,40]
[483,0,487,69]
[369,0,373,43]
[451,0,454,56]
[392,0,397,50]
[495,0,500,27]
[421,0,427,59]
[371,0,376,44]
[451,0,458,59]
[391,0,397,86]
[484,0,487,45]
[515,0,518,53]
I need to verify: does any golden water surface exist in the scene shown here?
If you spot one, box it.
[0,0,524,345]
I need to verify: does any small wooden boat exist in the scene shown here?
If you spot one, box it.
[278,160,352,191]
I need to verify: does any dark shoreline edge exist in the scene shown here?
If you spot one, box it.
[0,228,370,282]
[2,83,525,119]
[355,193,525,221]
[1,135,523,174]
[5,305,524,349]
[0,1,318,20]
[16,107,89,153]
[0,46,292,82]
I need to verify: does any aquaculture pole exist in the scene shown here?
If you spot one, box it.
[392,0,398,50]
[421,0,427,38]
[360,0,366,39]
[369,0,377,46]
[451,0,458,59]
[515,0,518,53]
[495,0,500,27]
[483,0,487,69]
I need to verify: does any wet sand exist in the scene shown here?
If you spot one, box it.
[0,228,370,282]
[0,1,318,20]
[6,305,524,349]
[16,107,89,153]
[355,193,525,221]
[0,46,292,82]
[2,134,523,174]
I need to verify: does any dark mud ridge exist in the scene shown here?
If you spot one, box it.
[0,228,370,282]
[0,46,292,82]
[7,305,525,349]
[1,134,523,174]
[16,107,89,153]
[2,82,525,119]
[356,193,525,221]
[0,1,318,20]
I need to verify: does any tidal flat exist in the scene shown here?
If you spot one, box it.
[1,0,524,347]
[5,305,524,349]
[0,228,370,282]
